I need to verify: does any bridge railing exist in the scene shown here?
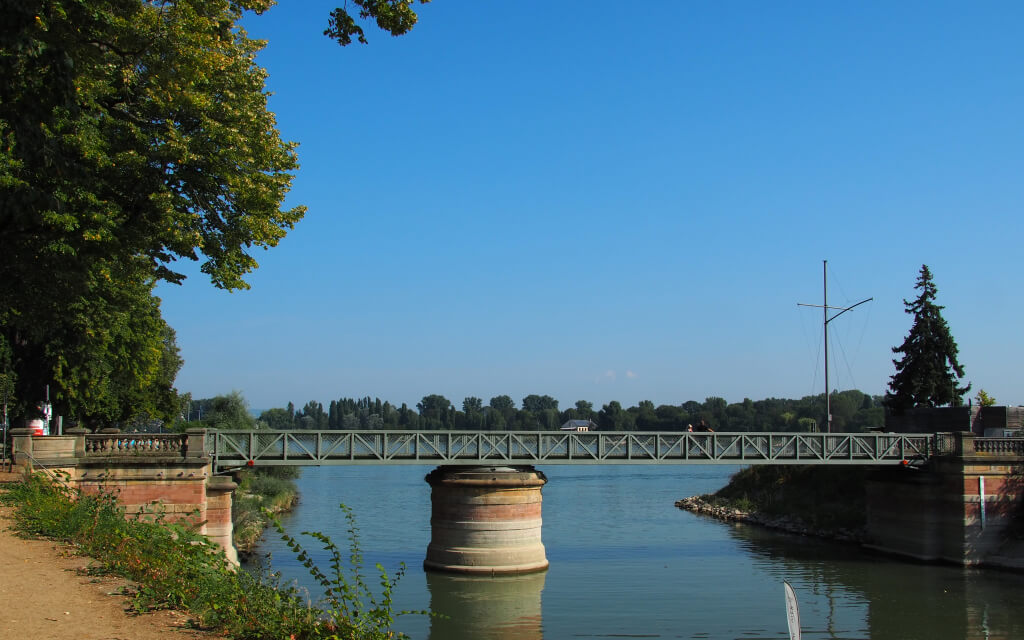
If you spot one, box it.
[207,430,934,468]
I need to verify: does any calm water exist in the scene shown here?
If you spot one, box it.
[246,465,1024,639]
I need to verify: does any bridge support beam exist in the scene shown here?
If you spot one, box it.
[424,465,548,575]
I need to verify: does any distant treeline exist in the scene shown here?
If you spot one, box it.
[225,390,885,433]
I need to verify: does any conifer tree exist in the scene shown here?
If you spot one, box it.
[886,265,970,413]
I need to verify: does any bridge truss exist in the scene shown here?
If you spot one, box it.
[207,430,933,468]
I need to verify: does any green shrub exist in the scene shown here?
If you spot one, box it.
[0,474,418,639]
[246,473,293,500]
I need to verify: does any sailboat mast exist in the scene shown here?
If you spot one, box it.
[823,260,830,433]
[797,262,872,435]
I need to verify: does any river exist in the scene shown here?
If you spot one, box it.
[245,464,1024,639]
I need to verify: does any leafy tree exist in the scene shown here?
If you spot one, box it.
[522,394,558,413]
[196,391,255,431]
[297,401,328,429]
[259,407,295,430]
[461,396,484,429]
[695,396,728,430]
[4,264,183,427]
[598,401,635,431]
[632,400,658,429]
[1,0,305,292]
[1,0,310,424]
[462,396,483,415]
[489,395,515,411]
[324,0,430,46]
[342,413,360,430]
[573,400,595,419]
[797,417,819,432]
[489,395,517,424]
[976,390,997,407]
[417,394,451,424]
[486,409,507,431]
[681,400,703,416]
[654,404,685,429]
[886,265,970,413]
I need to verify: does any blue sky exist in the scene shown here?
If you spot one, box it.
[157,1,1024,412]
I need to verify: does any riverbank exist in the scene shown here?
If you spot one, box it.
[0,471,214,640]
[675,465,868,543]
[0,471,409,639]
[232,469,300,556]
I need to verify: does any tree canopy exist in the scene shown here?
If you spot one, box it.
[886,265,970,413]
[0,1,437,425]
[0,0,306,423]
[249,390,884,434]
[325,0,430,46]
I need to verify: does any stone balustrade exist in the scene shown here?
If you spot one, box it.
[84,433,188,456]
[931,431,1024,458]
[972,437,1024,456]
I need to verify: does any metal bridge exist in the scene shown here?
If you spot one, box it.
[207,430,933,469]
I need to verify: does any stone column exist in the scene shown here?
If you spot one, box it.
[186,428,208,460]
[424,466,548,576]
[205,475,239,565]
[9,427,33,471]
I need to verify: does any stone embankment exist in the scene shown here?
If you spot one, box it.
[674,495,865,544]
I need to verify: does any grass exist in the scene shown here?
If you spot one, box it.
[0,473,418,639]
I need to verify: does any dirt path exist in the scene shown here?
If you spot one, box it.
[0,472,216,640]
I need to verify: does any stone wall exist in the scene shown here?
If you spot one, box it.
[10,428,237,564]
[865,432,1024,569]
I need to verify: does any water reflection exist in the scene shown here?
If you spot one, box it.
[426,571,546,640]
[724,523,1024,640]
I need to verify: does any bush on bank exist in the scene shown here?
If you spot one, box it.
[233,466,299,555]
[705,465,868,532]
[0,473,413,640]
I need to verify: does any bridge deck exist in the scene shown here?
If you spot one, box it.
[208,430,933,468]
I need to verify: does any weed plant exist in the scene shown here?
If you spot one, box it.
[0,474,418,639]
[267,504,429,639]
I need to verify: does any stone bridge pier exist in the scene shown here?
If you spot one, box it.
[424,465,549,575]
[11,428,238,564]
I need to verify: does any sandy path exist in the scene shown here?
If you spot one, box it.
[0,472,216,640]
